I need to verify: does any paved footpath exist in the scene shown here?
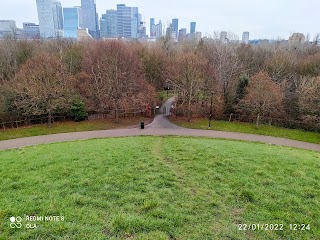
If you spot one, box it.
[0,97,319,152]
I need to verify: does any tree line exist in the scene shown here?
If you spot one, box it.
[0,39,319,130]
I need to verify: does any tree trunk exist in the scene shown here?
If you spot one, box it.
[256,113,260,128]
[115,98,120,124]
[229,113,233,122]
[115,109,119,124]
[187,98,192,122]
[48,111,52,128]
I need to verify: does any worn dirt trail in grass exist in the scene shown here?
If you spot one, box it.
[0,97,319,152]
[152,138,187,191]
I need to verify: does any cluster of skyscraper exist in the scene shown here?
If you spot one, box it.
[149,18,199,41]
[99,4,147,39]
[34,0,97,39]
[33,0,148,39]
[0,1,254,43]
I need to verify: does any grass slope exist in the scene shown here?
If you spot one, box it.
[0,137,319,239]
[172,118,320,144]
[0,118,147,141]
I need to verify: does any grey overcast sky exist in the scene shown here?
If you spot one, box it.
[0,0,319,39]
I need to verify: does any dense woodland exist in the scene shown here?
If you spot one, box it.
[0,39,319,131]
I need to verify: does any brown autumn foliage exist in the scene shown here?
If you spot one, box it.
[237,71,283,125]
[79,41,157,122]
[11,53,75,127]
[198,42,243,112]
[265,50,297,83]
[170,52,208,121]
[297,76,320,115]
[0,39,319,130]
[139,45,172,91]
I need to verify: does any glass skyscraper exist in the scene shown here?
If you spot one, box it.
[63,7,80,39]
[36,0,56,38]
[242,32,250,44]
[100,10,117,38]
[190,22,196,34]
[131,7,139,39]
[81,0,98,38]
[53,1,63,31]
[150,18,155,38]
[117,4,133,38]
[172,18,179,39]
[155,20,162,39]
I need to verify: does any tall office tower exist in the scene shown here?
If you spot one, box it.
[63,7,81,38]
[242,31,249,44]
[172,18,178,39]
[81,0,98,38]
[53,1,63,31]
[117,4,137,38]
[190,22,196,34]
[22,23,40,39]
[96,12,100,38]
[131,7,139,38]
[100,10,117,38]
[220,31,228,43]
[100,15,107,38]
[36,0,56,38]
[155,20,162,39]
[150,18,156,38]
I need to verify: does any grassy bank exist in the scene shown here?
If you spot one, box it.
[171,118,320,144]
[0,118,149,141]
[1,137,319,239]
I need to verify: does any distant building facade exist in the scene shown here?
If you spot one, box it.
[116,4,141,38]
[172,18,179,39]
[131,7,139,38]
[0,20,17,38]
[190,22,196,34]
[22,22,40,39]
[81,0,98,38]
[155,20,163,39]
[53,0,63,31]
[150,18,156,38]
[63,7,81,38]
[242,31,249,44]
[100,10,117,38]
[117,4,132,38]
[36,0,56,38]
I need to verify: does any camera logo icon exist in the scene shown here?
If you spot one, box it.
[10,216,22,229]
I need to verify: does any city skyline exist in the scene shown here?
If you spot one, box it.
[1,0,320,39]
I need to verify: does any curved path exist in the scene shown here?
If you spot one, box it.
[0,97,319,152]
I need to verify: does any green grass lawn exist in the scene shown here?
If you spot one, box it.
[171,118,320,144]
[0,137,319,239]
[0,118,148,141]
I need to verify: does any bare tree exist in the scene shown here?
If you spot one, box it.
[237,71,283,127]
[170,52,207,121]
[82,41,156,123]
[204,43,243,112]
[11,53,74,127]
[313,33,320,45]
[297,76,320,116]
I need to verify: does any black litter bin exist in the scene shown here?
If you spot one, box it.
[141,121,144,129]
